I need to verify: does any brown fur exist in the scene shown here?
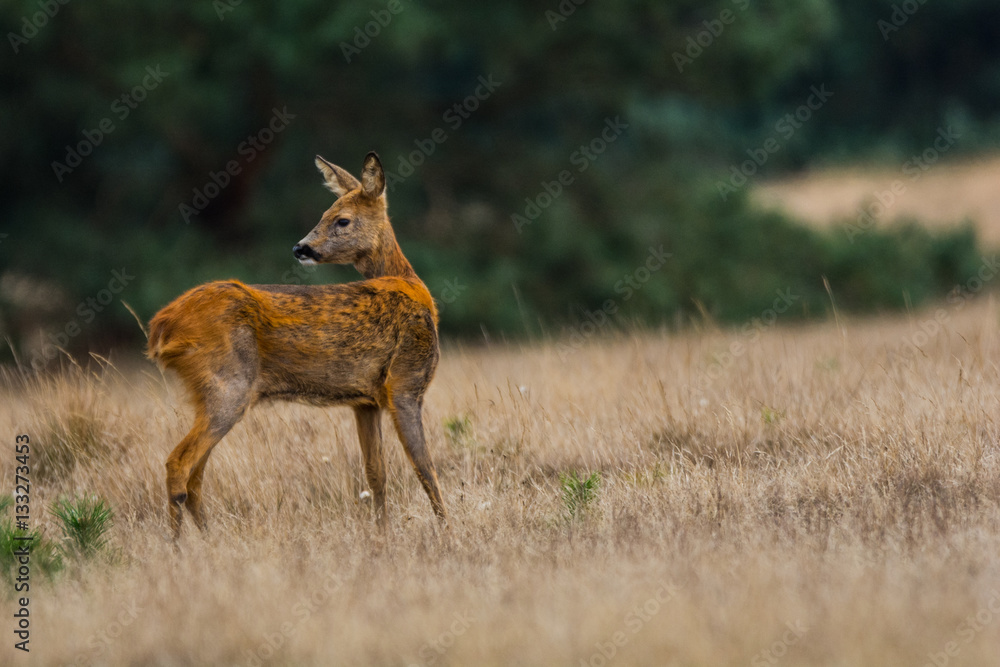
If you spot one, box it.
[148,152,446,539]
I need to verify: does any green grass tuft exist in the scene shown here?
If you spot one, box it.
[0,504,63,593]
[49,496,114,558]
[444,414,474,449]
[559,471,601,520]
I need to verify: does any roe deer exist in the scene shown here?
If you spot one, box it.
[147,152,446,539]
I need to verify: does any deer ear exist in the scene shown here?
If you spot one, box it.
[360,151,386,199]
[315,155,361,198]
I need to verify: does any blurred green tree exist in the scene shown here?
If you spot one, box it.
[0,0,995,361]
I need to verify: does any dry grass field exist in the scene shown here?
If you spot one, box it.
[754,154,1000,245]
[3,290,1000,665]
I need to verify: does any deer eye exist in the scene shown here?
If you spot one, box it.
[335,218,350,228]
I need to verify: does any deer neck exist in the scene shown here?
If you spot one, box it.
[355,224,419,281]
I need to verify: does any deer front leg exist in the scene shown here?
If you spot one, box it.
[354,404,387,523]
[388,395,447,522]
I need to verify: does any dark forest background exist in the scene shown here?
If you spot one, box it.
[2,0,999,364]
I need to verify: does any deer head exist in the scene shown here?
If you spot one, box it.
[293,152,390,266]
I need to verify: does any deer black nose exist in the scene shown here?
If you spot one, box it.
[293,244,320,261]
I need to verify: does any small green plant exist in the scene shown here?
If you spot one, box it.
[1,504,63,592]
[815,356,840,372]
[761,406,785,425]
[559,471,601,519]
[49,496,114,558]
[444,414,474,449]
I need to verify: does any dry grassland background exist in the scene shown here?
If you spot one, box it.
[754,154,1000,246]
[3,289,1000,666]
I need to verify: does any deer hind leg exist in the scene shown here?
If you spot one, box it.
[165,371,254,540]
[166,412,213,540]
[388,394,447,521]
[184,455,211,531]
[354,405,386,523]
